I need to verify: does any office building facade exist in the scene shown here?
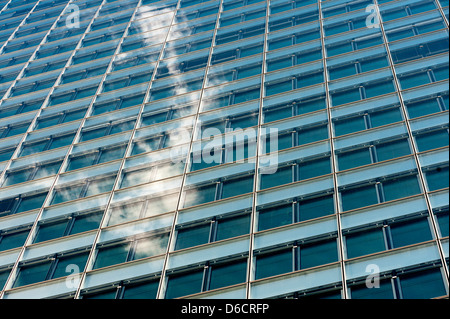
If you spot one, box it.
[0,0,448,299]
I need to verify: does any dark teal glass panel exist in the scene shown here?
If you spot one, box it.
[122,281,159,299]
[255,249,292,280]
[175,224,210,250]
[390,218,432,248]
[258,204,292,231]
[300,239,338,269]
[345,228,385,259]
[165,270,204,299]
[93,243,131,269]
[209,260,247,290]
[341,185,378,211]
[400,269,447,299]
[215,214,250,241]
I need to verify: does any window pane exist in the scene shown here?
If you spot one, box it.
[415,130,449,152]
[52,252,89,279]
[221,175,254,199]
[70,212,103,234]
[255,249,292,280]
[209,260,247,290]
[108,202,143,226]
[390,218,432,248]
[338,148,372,171]
[0,230,29,251]
[94,243,131,269]
[351,280,394,299]
[175,224,210,250]
[122,281,159,299]
[400,269,447,299]
[133,234,169,260]
[14,261,52,287]
[376,139,410,162]
[345,228,385,259]
[299,157,330,180]
[370,108,402,128]
[260,165,292,189]
[16,193,47,213]
[215,214,250,241]
[184,184,216,207]
[300,239,338,269]
[341,185,378,211]
[299,195,334,222]
[35,220,68,243]
[382,175,421,202]
[68,153,97,171]
[165,270,204,299]
[258,204,292,231]
[425,167,449,191]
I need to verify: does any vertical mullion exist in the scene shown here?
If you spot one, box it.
[373,0,449,283]
[0,0,98,299]
[318,0,348,299]
[246,0,269,299]
[157,0,226,299]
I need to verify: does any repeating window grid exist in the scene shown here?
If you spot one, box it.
[316,0,348,300]
[373,0,449,282]
[0,0,112,297]
[435,0,450,27]
[244,0,268,299]
[0,0,41,57]
[69,0,194,300]
[49,0,167,300]
[156,0,226,300]
[0,0,448,299]
[0,0,77,189]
